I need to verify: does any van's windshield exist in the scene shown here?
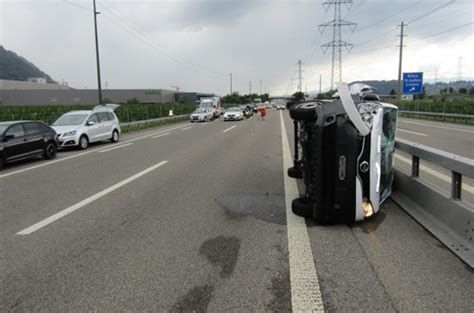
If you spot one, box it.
[53,114,88,126]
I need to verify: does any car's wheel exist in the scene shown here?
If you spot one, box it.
[43,141,57,160]
[0,157,3,170]
[204,117,208,122]
[79,135,89,150]
[111,130,120,143]
[289,102,319,122]
[287,166,303,179]
[291,196,313,218]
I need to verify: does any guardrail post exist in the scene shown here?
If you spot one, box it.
[411,155,420,177]
[451,171,462,200]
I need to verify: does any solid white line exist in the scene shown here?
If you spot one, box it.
[152,132,170,139]
[280,111,324,311]
[222,125,237,133]
[180,127,192,131]
[397,129,428,137]
[16,160,168,235]
[97,142,134,153]
[0,147,105,179]
[0,124,187,179]
[399,120,474,134]
[395,154,473,194]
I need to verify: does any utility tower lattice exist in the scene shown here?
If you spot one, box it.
[318,0,357,90]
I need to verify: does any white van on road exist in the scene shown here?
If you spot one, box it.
[52,105,121,150]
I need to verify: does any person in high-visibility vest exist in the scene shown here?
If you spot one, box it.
[258,106,266,121]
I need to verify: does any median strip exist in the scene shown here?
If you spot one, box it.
[16,160,169,235]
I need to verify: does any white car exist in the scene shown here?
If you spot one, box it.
[190,107,213,122]
[52,105,121,150]
[223,107,244,121]
[276,103,286,110]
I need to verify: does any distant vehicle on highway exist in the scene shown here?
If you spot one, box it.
[198,96,221,119]
[52,105,121,150]
[0,121,58,169]
[223,107,244,121]
[276,103,286,110]
[190,107,213,122]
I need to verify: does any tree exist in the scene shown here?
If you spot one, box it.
[458,87,467,94]
[469,86,474,95]
[390,89,397,96]
[448,87,454,94]
[292,91,305,102]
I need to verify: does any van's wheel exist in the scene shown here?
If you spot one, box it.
[79,135,89,150]
[291,196,313,218]
[289,102,319,122]
[288,166,303,179]
[111,130,119,143]
[204,117,208,122]
[43,142,57,160]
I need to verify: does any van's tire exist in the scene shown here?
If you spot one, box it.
[43,142,57,160]
[287,166,303,179]
[111,130,120,143]
[79,135,89,150]
[289,102,319,122]
[291,196,313,218]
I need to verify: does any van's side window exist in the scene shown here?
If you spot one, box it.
[88,114,100,124]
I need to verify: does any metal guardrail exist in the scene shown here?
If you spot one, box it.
[391,139,474,268]
[120,114,188,127]
[399,111,474,123]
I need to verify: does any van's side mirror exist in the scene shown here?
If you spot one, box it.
[87,121,95,126]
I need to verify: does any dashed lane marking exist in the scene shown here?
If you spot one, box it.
[16,161,169,235]
[222,125,237,133]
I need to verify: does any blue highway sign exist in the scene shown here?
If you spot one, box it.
[403,72,423,94]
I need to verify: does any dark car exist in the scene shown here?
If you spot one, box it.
[0,121,58,169]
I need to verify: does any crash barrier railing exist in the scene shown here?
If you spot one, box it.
[120,114,188,127]
[391,138,474,268]
[399,111,474,124]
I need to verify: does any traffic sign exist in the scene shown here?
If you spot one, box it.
[403,72,423,94]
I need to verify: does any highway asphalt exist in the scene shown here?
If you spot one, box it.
[1,110,473,312]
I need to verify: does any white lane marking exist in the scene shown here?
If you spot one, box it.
[152,132,170,139]
[395,154,474,194]
[397,129,428,137]
[0,147,105,179]
[280,111,324,311]
[399,120,474,134]
[97,142,134,153]
[16,161,168,235]
[181,127,192,131]
[222,125,237,133]
[0,124,187,178]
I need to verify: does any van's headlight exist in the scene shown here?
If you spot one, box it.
[63,130,77,137]
[362,198,374,218]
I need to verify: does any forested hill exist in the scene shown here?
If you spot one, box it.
[0,45,55,83]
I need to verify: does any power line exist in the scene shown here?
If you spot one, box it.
[407,0,456,24]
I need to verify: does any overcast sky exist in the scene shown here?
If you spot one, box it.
[1,0,473,95]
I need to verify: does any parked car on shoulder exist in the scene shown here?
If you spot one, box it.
[190,107,214,122]
[52,104,121,150]
[0,121,58,169]
[223,107,244,121]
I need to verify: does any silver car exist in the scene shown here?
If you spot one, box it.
[190,108,213,122]
[52,105,121,150]
[223,107,244,121]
